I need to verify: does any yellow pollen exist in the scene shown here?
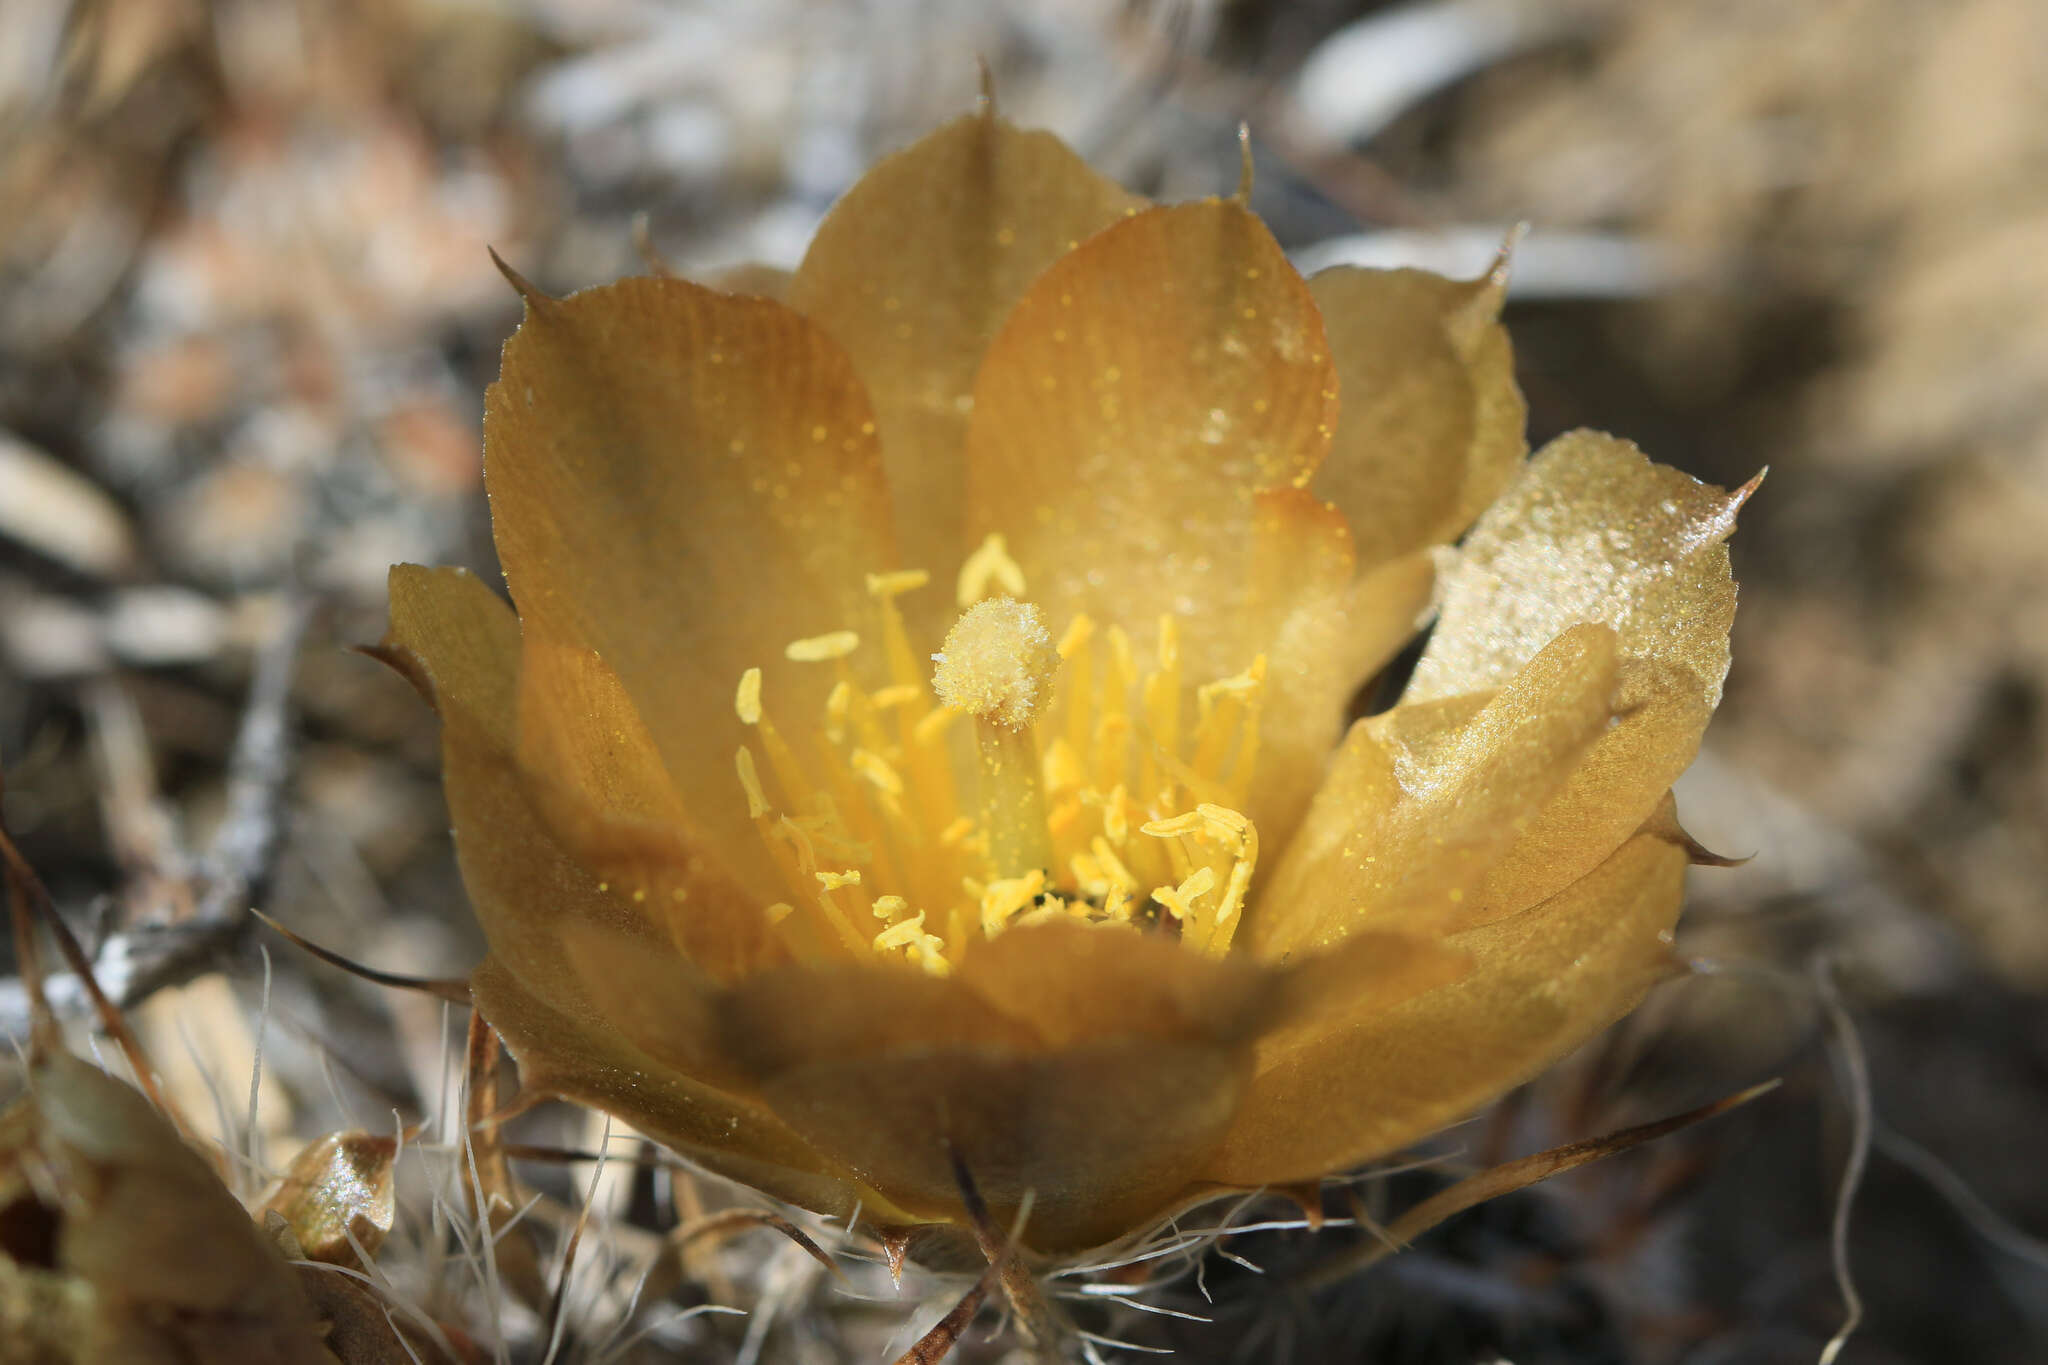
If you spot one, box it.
[786,630,860,662]
[955,532,1027,606]
[725,554,1270,973]
[932,598,1058,728]
[735,667,763,724]
[867,568,931,599]
[873,913,928,951]
[735,747,770,818]
[851,748,904,794]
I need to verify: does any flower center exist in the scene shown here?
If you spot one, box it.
[732,535,1263,976]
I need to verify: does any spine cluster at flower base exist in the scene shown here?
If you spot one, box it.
[732,535,1263,975]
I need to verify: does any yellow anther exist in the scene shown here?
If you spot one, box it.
[913,705,960,747]
[1103,785,1129,843]
[785,630,860,662]
[735,667,763,724]
[765,902,795,924]
[815,869,862,890]
[1197,803,1250,842]
[932,598,1059,728]
[873,913,928,951]
[867,568,931,599]
[1197,665,1263,710]
[871,894,910,920]
[980,870,1046,937]
[939,816,976,847]
[851,748,904,795]
[1042,737,1087,794]
[1056,613,1095,660]
[870,683,923,710]
[956,532,1027,606]
[825,679,852,743]
[1153,866,1216,922]
[1141,811,1205,839]
[1090,836,1138,893]
[735,747,771,819]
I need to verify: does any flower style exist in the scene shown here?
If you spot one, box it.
[374,108,1746,1257]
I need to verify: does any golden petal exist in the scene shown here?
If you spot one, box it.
[378,566,781,986]
[470,956,920,1227]
[788,109,1142,608]
[515,637,782,979]
[372,563,521,739]
[1409,431,1744,914]
[952,918,1283,1050]
[484,275,898,898]
[963,197,1338,687]
[753,1039,1246,1253]
[1307,264,1525,569]
[1204,830,1687,1187]
[705,262,792,300]
[1248,623,1621,958]
[1245,487,1435,840]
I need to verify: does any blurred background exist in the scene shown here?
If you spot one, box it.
[2,1,2045,1361]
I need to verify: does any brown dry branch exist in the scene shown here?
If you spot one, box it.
[0,595,312,1042]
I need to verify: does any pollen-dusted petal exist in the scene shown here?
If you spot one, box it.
[1307,265,1526,570]
[952,918,1283,1050]
[515,637,784,980]
[485,276,897,900]
[1409,431,1743,915]
[1244,487,1436,841]
[1204,831,1686,1187]
[788,110,1143,609]
[470,955,915,1228]
[1248,623,1621,958]
[964,198,1338,684]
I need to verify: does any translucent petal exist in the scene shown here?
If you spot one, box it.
[952,918,1282,1050]
[484,276,898,899]
[788,109,1141,612]
[1205,831,1686,1186]
[964,196,1338,695]
[1409,431,1743,913]
[1247,624,1621,958]
[753,1039,1245,1253]
[515,637,784,979]
[1308,264,1525,569]
[470,956,913,1227]
[1246,488,1435,840]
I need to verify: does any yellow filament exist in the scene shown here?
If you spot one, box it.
[722,556,1268,973]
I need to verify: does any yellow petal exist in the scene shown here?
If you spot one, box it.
[1308,264,1525,569]
[515,636,782,979]
[788,109,1142,607]
[470,955,918,1227]
[705,262,791,300]
[1205,830,1686,1187]
[1245,487,1435,839]
[1248,623,1621,958]
[964,197,1338,688]
[484,275,897,898]
[953,918,1282,1050]
[696,927,1266,1252]
[1411,431,1744,914]
[753,1039,1246,1253]
[371,563,521,740]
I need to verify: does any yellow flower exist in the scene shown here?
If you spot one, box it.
[374,109,1745,1257]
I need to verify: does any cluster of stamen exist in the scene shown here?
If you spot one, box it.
[732,535,1264,975]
